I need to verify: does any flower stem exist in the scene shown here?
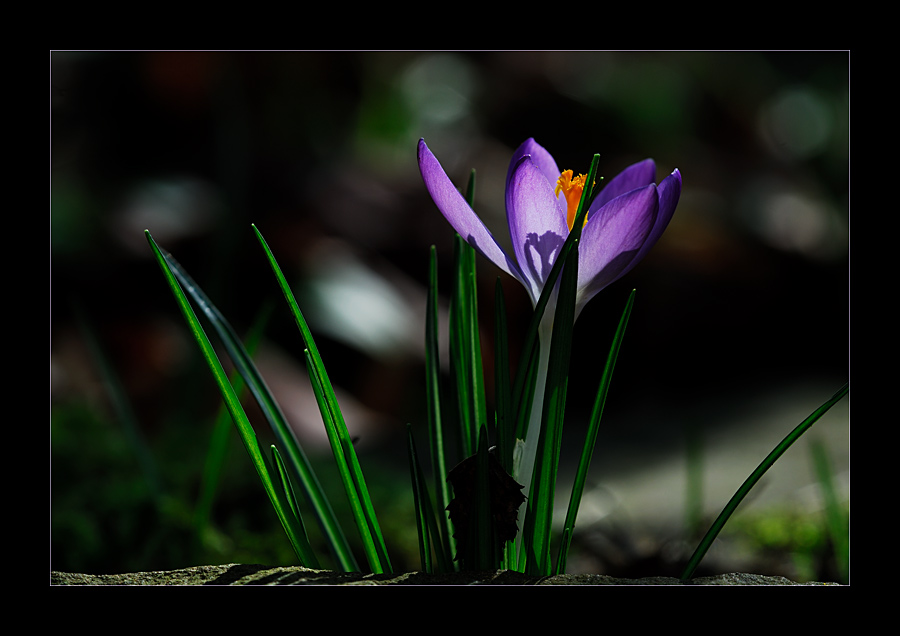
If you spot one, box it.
[512,313,553,564]
[515,320,552,501]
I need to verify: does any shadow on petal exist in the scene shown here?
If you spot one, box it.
[522,230,566,293]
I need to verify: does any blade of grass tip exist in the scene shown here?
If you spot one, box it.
[555,289,635,574]
[252,223,391,573]
[465,168,476,207]
[163,250,358,572]
[810,438,849,583]
[680,382,850,580]
[425,245,454,564]
[145,230,314,566]
[271,444,319,566]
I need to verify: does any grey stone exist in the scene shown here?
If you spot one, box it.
[49,564,840,585]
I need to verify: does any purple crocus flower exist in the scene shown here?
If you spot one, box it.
[419,137,682,509]
[417,138,681,318]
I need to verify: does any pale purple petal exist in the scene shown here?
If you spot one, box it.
[654,168,682,239]
[507,155,569,303]
[618,167,682,278]
[589,159,657,217]
[507,138,561,194]
[418,139,526,286]
[420,137,682,320]
[576,184,658,309]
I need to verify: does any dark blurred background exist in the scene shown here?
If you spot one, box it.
[50,51,849,581]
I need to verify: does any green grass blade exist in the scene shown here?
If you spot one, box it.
[448,169,487,460]
[521,237,580,576]
[555,289,636,574]
[465,168,476,207]
[271,444,320,567]
[494,277,514,474]
[512,340,540,446]
[680,382,850,580]
[145,230,315,566]
[406,424,433,573]
[161,249,358,572]
[253,224,391,574]
[464,244,487,444]
[194,306,268,541]
[511,263,561,442]
[424,245,455,565]
[271,444,315,559]
[448,237,470,458]
[303,349,389,573]
[407,424,453,573]
[450,235,479,458]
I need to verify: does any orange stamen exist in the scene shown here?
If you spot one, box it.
[555,170,591,230]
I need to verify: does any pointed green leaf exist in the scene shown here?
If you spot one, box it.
[493,278,513,474]
[425,245,455,565]
[680,383,849,580]
[407,424,453,574]
[253,224,391,574]
[161,249,357,571]
[522,236,579,576]
[145,230,316,567]
[556,289,635,574]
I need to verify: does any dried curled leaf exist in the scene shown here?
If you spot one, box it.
[446,448,526,562]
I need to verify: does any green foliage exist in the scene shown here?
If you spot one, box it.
[680,383,849,580]
[253,225,392,574]
[146,230,319,567]
[555,289,636,574]
[139,160,848,579]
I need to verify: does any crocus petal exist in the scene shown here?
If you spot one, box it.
[506,138,562,196]
[589,159,657,218]
[418,139,526,286]
[618,167,682,279]
[653,168,682,243]
[576,184,658,311]
[507,155,569,303]
[420,138,682,323]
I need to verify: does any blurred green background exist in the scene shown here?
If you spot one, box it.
[50,51,849,581]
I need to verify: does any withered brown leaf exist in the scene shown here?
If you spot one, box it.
[446,447,526,562]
